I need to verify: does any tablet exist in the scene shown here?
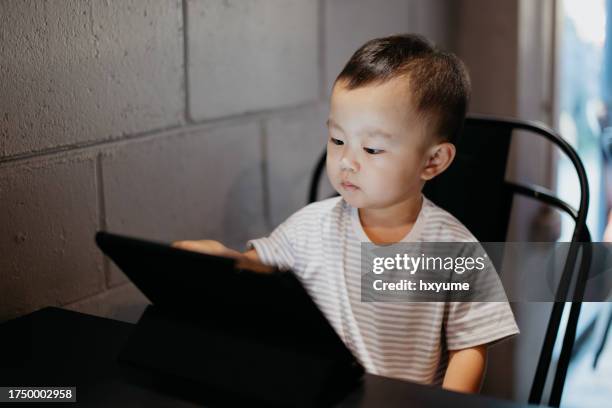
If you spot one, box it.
[94,231,364,371]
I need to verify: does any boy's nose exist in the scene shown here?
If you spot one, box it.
[340,156,358,172]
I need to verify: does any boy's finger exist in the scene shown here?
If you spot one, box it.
[171,241,189,249]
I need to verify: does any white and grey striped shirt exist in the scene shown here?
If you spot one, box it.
[247,196,519,385]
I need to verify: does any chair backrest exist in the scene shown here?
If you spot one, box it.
[422,117,514,242]
[308,114,591,407]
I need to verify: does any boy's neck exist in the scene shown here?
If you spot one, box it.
[358,194,423,229]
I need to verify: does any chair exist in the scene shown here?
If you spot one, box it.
[307,114,591,407]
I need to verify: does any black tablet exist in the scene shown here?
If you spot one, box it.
[95,231,363,406]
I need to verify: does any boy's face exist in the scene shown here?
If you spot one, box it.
[326,77,435,210]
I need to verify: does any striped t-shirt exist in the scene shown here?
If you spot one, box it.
[247,195,519,385]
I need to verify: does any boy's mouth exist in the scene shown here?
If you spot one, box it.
[341,181,359,190]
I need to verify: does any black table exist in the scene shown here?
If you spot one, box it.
[1,307,534,407]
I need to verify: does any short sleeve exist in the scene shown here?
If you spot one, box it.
[246,212,301,270]
[445,301,520,350]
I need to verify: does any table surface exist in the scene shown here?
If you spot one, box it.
[0,307,535,407]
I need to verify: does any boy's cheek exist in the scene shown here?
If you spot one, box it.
[325,156,339,177]
[324,164,338,186]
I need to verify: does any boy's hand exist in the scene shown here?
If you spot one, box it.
[171,240,273,274]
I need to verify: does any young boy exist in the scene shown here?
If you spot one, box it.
[174,34,519,393]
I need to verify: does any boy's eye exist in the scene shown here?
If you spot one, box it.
[330,137,344,146]
[364,147,384,155]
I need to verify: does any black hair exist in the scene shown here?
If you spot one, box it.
[335,34,471,144]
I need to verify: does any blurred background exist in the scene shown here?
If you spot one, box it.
[1,0,610,406]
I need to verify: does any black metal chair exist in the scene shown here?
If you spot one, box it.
[307,114,591,407]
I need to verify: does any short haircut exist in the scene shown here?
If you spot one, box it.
[335,34,471,144]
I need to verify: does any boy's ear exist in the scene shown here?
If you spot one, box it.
[421,142,456,181]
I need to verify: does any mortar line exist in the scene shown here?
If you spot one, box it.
[0,102,320,167]
[95,153,111,288]
[318,0,327,100]
[60,281,133,308]
[259,120,272,231]
[182,0,193,123]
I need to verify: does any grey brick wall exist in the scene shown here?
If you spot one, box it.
[1,0,454,323]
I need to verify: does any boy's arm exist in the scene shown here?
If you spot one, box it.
[442,344,487,394]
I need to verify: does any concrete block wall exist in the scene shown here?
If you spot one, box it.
[1,0,455,323]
